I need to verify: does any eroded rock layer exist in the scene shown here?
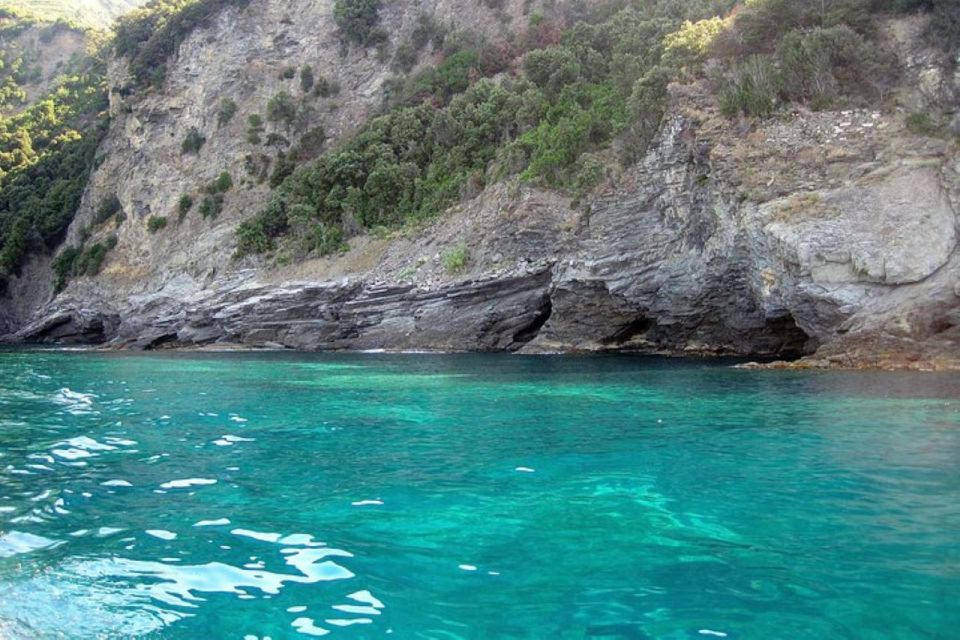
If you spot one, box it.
[2,4,958,370]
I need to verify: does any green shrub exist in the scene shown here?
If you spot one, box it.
[266,132,290,148]
[905,112,939,136]
[279,65,296,80]
[620,66,670,164]
[333,0,386,47]
[95,194,122,224]
[776,25,895,108]
[181,127,206,154]
[523,46,582,94]
[244,153,272,183]
[292,126,327,161]
[217,97,237,126]
[247,113,264,144]
[300,65,314,92]
[267,91,297,126]
[443,243,468,273]
[393,42,419,72]
[52,245,81,292]
[437,50,481,97]
[314,75,341,98]
[236,199,288,256]
[662,17,728,79]
[147,215,168,233]
[714,0,874,56]
[411,12,444,51]
[573,153,605,194]
[178,194,193,221]
[269,153,296,188]
[199,193,224,218]
[209,171,233,193]
[717,55,779,117]
[74,239,113,277]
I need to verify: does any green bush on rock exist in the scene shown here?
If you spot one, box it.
[147,215,168,233]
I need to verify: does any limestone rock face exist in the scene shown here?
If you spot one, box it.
[3,8,959,369]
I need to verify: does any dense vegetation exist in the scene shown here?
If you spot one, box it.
[236,0,738,257]
[236,0,951,260]
[0,9,108,293]
[0,8,91,111]
[333,0,386,47]
[1,0,954,295]
[113,0,250,89]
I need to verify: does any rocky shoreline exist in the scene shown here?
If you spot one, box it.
[5,104,959,371]
[3,14,958,369]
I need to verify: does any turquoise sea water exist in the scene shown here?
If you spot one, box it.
[0,350,957,640]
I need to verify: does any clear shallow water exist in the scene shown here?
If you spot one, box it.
[0,350,958,640]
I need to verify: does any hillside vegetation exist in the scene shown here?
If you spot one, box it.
[0,9,108,293]
[0,0,146,30]
[0,0,956,295]
[113,0,250,89]
[236,0,956,259]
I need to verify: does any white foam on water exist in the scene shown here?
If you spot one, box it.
[327,618,372,627]
[515,467,535,473]
[347,590,385,609]
[101,480,133,487]
[159,478,217,490]
[194,518,231,527]
[279,534,323,547]
[0,531,61,557]
[51,449,92,460]
[62,436,115,451]
[146,530,178,541]
[53,389,95,406]
[292,617,330,636]
[332,604,380,616]
[699,630,728,637]
[214,434,256,446]
[351,500,383,506]
[458,564,478,571]
[231,529,282,543]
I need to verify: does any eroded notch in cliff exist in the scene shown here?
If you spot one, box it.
[511,295,553,348]
[601,316,654,347]
[762,314,816,360]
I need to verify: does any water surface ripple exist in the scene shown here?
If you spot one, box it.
[0,350,957,639]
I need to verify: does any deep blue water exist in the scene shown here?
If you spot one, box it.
[0,350,958,639]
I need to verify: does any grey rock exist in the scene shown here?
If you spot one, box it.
[2,10,959,370]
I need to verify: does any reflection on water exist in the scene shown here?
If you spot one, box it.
[0,350,958,639]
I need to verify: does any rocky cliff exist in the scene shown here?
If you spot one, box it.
[2,2,958,370]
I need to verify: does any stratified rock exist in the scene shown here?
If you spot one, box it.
[2,8,958,370]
